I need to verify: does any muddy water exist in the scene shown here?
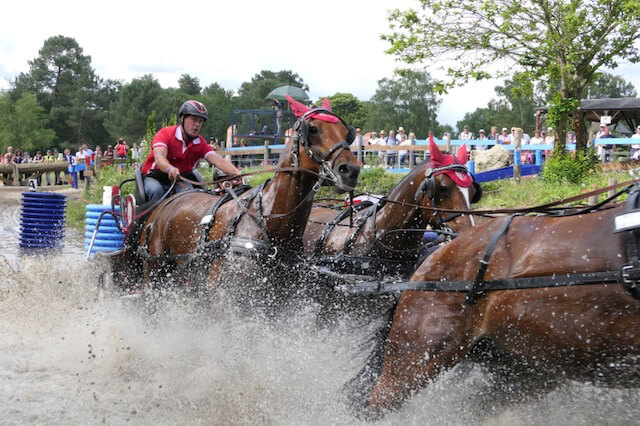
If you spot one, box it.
[1,189,639,425]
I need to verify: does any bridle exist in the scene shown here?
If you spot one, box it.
[292,108,354,186]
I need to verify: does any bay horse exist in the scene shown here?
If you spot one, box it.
[303,134,479,267]
[300,135,480,323]
[118,97,360,311]
[347,197,640,418]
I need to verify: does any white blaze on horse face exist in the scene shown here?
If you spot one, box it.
[458,186,475,226]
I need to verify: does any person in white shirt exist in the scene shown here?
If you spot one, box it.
[396,127,407,144]
[475,129,488,150]
[631,125,640,159]
[350,127,365,149]
[385,130,398,166]
[498,128,510,144]
[367,131,379,146]
[458,125,473,140]
[398,132,415,166]
[530,129,543,144]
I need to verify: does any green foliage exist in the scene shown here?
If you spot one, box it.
[457,75,540,134]
[0,92,56,153]
[546,94,580,134]
[541,149,599,185]
[477,169,631,209]
[314,93,367,128]
[384,0,640,147]
[235,70,308,110]
[585,72,638,99]
[178,74,202,95]
[366,70,441,138]
[356,167,404,194]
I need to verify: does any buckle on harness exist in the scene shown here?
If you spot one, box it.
[621,263,640,286]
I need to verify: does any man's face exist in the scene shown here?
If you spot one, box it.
[183,115,205,138]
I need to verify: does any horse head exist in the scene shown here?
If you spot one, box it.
[286,95,360,192]
[411,133,481,231]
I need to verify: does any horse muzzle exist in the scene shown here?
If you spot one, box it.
[332,162,360,193]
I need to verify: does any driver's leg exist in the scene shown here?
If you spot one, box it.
[143,176,168,203]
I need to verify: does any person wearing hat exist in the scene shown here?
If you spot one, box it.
[396,127,406,143]
[498,127,510,144]
[140,100,241,203]
[631,125,640,160]
[458,125,473,140]
[475,129,488,150]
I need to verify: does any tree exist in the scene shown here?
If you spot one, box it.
[384,0,640,151]
[0,92,55,154]
[585,72,637,99]
[314,93,368,129]
[367,70,441,138]
[458,76,539,134]
[178,74,202,96]
[236,70,308,110]
[201,83,235,140]
[103,74,164,143]
[10,35,108,146]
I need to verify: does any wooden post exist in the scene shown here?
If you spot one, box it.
[444,134,451,153]
[263,140,270,166]
[409,138,415,170]
[12,163,20,186]
[514,128,522,181]
[609,178,617,198]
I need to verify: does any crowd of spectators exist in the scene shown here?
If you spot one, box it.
[1,138,142,186]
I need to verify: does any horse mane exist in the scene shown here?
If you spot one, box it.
[386,160,429,200]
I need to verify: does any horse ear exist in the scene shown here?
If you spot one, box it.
[429,132,445,164]
[321,97,331,111]
[286,95,309,118]
[457,144,468,165]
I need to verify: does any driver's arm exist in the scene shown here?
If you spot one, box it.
[152,146,180,181]
[204,151,241,177]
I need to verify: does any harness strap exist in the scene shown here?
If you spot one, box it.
[337,270,624,296]
[466,214,517,305]
[311,201,373,258]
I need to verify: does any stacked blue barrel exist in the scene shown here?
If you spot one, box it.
[84,204,125,256]
[20,192,67,248]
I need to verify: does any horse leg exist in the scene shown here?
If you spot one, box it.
[364,292,472,419]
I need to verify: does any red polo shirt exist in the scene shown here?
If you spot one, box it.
[141,125,214,174]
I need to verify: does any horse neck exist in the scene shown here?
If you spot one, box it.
[351,172,426,257]
[258,153,320,248]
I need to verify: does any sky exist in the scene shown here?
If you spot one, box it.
[1,0,640,130]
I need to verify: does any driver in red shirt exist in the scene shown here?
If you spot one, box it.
[141,100,241,203]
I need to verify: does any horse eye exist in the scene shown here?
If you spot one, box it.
[309,126,318,135]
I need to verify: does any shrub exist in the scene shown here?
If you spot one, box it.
[541,148,599,185]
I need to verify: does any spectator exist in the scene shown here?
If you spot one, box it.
[350,127,366,150]
[599,125,615,162]
[566,130,576,144]
[103,145,115,166]
[498,128,510,144]
[272,99,283,135]
[61,148,72,184]
[33,150,44,185]
[43,149,56,185]
[75,145,87,180]
[14,149,24,164]
[115,138,128,159]
[489,126,498,145]
[396,127,407,143]
[458,125,473,140]
[476,129,488,150]
[23,152,32,163]
[398,132,416,166]
[377,130,387,163]
[367,131,379,146]
[3,146,15,164]
[631,125,640,160]
[94,145,102,162]
[530,129,543,144]
[385,130,398,166]
[596,124,607,139]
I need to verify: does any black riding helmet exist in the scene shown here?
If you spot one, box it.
[179,100,208,121]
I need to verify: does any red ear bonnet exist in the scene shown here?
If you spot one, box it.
[428,132,472,187]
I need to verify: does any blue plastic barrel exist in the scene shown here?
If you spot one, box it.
[20,192,66,248]
[84,204,125,256]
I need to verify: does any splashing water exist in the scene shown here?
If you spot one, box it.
[0,190,639,424]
